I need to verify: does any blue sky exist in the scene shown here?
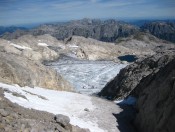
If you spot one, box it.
[0,0,175,26]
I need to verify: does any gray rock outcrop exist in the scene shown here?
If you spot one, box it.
[99,49,175,132]
[99,50,175,99]
[0,35,73,91]
[141,22,175,43]
[65,36,137,61]
[65,34,173,61]
[0,52,72,91]
[133,54,175,132]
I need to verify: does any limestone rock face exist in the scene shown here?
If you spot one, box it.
[0,36,73,91]
[98,49,175,132]
[65,33,174,62]
[141,22,175,43]
[116,32,174,52]
[99,50,175,99]
[66,36,153,61]
[133,56,175,132]
[0,52,72,91]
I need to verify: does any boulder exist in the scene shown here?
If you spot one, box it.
[54,114,70,128]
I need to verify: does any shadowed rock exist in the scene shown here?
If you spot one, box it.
[141,21,175,43]
[99,50,175,100]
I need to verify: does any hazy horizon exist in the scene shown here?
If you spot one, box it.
[0,0,175,26]
[1,17,175,28]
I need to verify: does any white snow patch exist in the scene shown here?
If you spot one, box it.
[0,82,104,132]
[68,44,79,48]
[38,42,48,47]
[10,43,32,50]
[114,96,137,105]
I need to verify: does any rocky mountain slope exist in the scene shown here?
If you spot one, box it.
[99,50,175,99]
[132,52,175,132]
[0,35,72,91]
[1,19,175,44]
[64,35,151,61]
[141,21,175,43]
[99,49,175,132]
[116,32,174,55]
[1,19,139,42]
[64,33,174,61]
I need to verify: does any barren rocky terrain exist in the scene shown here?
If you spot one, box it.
[0,27,174,132]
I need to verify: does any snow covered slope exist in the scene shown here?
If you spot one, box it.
[0,82,122,132]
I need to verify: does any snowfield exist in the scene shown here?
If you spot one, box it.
[0,82,123,132]
[46,56,127,95]
[38,42,49,47]
[0,83,121,132]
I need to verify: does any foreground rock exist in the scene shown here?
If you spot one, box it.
[99,50,175,99]
[99,49,175,132]
[132,52,175,132]
[0,88,88,132]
